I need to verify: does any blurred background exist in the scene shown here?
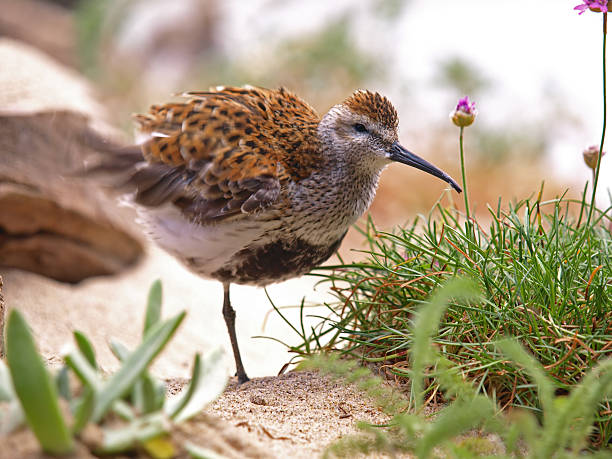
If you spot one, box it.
[1,0,610,377]
[4,0,610,229]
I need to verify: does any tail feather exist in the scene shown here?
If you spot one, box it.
[71,128,146,191]
[76,128,204,208]
[77,133,195,207]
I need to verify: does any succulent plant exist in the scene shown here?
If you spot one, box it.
[0,280,228,457]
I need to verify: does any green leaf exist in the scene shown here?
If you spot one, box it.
[411,278,481,408]
[109,338,130,362]
[502,410,539,456]
[109,339,167,413]
[497,339,554,416]
[152,377,167,412]
[0,400,25,435]
[167,348,227,423]
[112,400,136,421]
[64,347,101,391]
[144,280,163,336]
[184,442,229,459]
[544,358,612,456]
[165,353,201,419]
[142,434,176,459]
[55,365,72,401]
[73,330,97,369]
[0,359,15,402]
[5,309,74,454]
[64,348,135,423]
[72,388,95,434]
[0,360,23,434]
[416,395,495,458]
[133,374,161,415]
[91,311,185,423]
[97,412,167,454]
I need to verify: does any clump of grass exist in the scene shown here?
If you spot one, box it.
[295,10,612,448]
[289,187,612,447]
[0,281,228,457]
[305,278,612,458]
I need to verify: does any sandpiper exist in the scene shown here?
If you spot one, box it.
[100,86,461,383]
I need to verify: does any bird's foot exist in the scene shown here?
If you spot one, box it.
[236,370,250,384]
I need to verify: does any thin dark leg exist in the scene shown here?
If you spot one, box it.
[222,282,249,383]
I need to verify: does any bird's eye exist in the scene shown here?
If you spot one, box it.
[353,123,368,134]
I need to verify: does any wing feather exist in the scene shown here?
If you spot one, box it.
[127,86,321,223]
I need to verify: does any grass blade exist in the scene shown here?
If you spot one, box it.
[92,311,185,423]
[73,330,98,369]
[5,309,74,454]
[109,338,166,414]
[184,442,228,459]
[109,338,130,362]
[64,347,102,390]
[168,348,228,423]
[97,413,167,454]
[72,388,95,435]
[144,280,163,336]
[165,353,201,419]
[55,365,72,401]
[133,374,163,415]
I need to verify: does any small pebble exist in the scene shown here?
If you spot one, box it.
[250,394,268,406]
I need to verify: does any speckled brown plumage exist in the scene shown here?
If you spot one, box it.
[137,86,322,177]
[344,90,398,131]
[128,86,329,222]
[96,85,461,383]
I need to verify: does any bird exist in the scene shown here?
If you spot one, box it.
[92,86,461,383]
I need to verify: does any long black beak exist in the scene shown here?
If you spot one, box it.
[389,142,462,193]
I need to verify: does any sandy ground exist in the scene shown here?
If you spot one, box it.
[207,370,393,458]
[0,239,401,457]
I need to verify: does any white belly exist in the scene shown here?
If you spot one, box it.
[136,204,275,277]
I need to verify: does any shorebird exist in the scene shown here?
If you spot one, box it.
[97,86,461,383]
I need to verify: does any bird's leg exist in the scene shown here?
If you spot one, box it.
[222,283,249,383]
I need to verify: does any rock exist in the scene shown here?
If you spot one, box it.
[0,0,76,69]
[0,39,144,283]
[0,275,4,357]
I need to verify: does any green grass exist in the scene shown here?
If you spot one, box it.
[304,278,612,458]
[283,187,612,448]
[291,13,612,451]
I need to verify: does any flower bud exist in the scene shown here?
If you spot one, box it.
[450,96,477,127]
[582,145,606,170]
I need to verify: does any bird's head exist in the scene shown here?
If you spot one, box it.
[319,90,462,193]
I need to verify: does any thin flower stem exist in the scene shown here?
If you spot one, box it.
[587,12,607,225]
[459,126,471,231]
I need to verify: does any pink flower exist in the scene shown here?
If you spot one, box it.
[456,97,476,115]
[450,96,477,127]
[574,0,610,14]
